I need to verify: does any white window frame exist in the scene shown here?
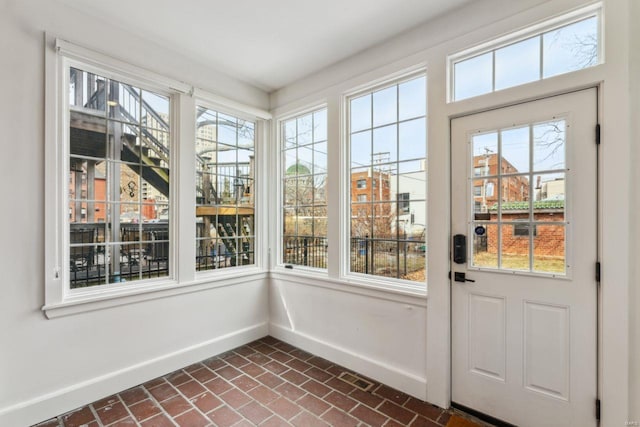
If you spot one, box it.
[341,71,427,293]
[44,38,270,318]
[447,3,603,102]
[193,96,268,277]
[275,104,329,273]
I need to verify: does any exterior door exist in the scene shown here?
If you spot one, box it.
[451,89,598,427]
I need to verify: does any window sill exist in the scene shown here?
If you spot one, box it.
[43,267,268,319]
[270,268,427,306]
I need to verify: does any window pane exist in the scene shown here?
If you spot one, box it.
[472,132,498,176]
[500,175,530,214]
[398,118,426,161]
[501,126,530,174]
[399,76,426,121]
[543,17,598,78]
[351,131,372,168]
[297,114,313,145]
[373,86,397,127]
[501,223,530,270]
[472,223,498,268]
[313,109,327,143]
[351,94,371,132]
[454,52,493,100]
[533,173,565,222]
[533,120,566,171]
[373,124,398,163]
[495,36,540,91]
[69,68,107,112]
[533,224,565,274]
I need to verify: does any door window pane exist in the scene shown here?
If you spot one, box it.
[470,120,567,275]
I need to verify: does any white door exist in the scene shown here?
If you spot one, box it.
[451,89,598,427]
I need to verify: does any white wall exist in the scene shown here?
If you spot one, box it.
[269,0,634,425]
[0,1,270,425]
[629,0,640,421]
[270,275,427,397]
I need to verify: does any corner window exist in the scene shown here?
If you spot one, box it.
[348,74,427,284]
[281,108,328,269]
[68,67,171,288]
[195,106,256,271]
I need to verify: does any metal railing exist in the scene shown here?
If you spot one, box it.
[283,236,327,269]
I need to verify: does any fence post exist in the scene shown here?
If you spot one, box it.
[365,235,369,274]
[303,238,308,266]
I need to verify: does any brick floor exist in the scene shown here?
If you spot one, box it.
[33,336,464,427]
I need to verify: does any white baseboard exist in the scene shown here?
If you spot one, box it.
[1,322,268,427]
[269,323,427,400]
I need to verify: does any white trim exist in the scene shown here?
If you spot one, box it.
[55,38,191,94]
[0,322,268,427]
[43,270,267,318]
[193,88,271,121]
[270,271,427,305]
[269,322,427,400]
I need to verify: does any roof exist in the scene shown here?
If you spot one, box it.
[490,200,564,211]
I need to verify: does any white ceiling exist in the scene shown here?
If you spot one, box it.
[58,0,474,92]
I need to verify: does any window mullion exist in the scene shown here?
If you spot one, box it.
[177,93,196,283]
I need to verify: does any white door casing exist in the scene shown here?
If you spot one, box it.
[451,89,598,427]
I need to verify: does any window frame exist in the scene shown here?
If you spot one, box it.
[342,71,427,291]
[277,105,329,272]
[193,99,263,276]
[44,38,270,318]
[447,3,603,102]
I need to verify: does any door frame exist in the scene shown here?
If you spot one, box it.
[447,86,601,424]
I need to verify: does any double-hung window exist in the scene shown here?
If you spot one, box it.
[348,74,427,284]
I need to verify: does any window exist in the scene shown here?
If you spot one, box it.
[513,221,537,237]
[195,106,256,271]
[348,74,427,284]
[398,192,410,214]
[46,40,270,316]
[68,66,171,288]
[486,182,495,197]
[357,194,368,202]
[450,5,601,101]
[281,108,328,269]
[470,120,567,274]
[473,186,482,197]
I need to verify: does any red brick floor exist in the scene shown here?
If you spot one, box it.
[33,336,456,427]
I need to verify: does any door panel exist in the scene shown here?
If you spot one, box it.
[451,89,597,427]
